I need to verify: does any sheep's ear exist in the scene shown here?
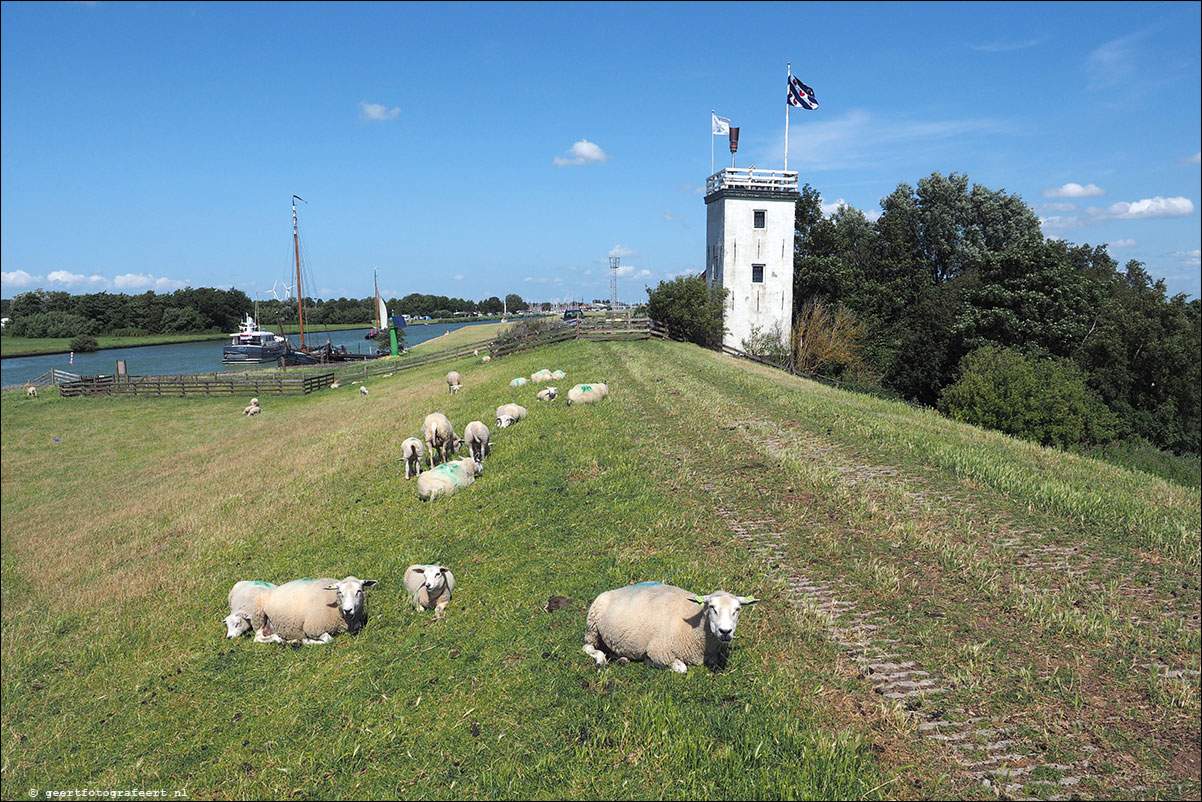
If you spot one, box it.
[323,584,339,591]
[362,579,378,587]
[737,596,759,606]
[689,595,706,605]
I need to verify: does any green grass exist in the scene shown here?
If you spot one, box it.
[1,340,891,800]
[406,321,513,354]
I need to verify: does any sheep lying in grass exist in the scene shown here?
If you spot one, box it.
[495,403,527,428]
[401,436,425,480]
[446,371,462,394]
[330,379,340,389]
[551,370,565,380]
[422,412,461,468]
[416,457,481,501]
[481,355,491,363]
[463,420,491,469]
[582,583,757,673]
[509,377,528,388]
[536,386,557,402]
[242,398,261,416]
[531,369,553,382]
[567,383,609,405]
[252,576,378,645]
[403,564,456,617]
[224,580,276,638]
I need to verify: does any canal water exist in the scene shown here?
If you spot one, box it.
[1,321,490,388]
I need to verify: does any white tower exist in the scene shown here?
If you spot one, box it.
[704,167,799,351]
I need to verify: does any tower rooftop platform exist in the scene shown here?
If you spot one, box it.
[705,167,799,201]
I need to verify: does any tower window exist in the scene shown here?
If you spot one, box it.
[752,264,764,283]
[753,210,766,228]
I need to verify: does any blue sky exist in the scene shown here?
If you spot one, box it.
[2,1,1199,305]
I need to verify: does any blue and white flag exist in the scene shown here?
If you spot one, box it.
[712,113,731,135]
[788,76,818,110]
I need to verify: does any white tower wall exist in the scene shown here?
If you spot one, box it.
[704,169,799,351]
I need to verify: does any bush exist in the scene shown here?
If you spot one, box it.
[8,312,99,338]
[792,298,864,375]
[69,335,100,352]
[938,346,1119,448]
[1071,438,1201,490]
[645,275,727,348]
[741,322,791,365]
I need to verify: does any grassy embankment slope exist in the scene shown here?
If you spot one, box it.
[404,321,512,354]
[1,338,1198,800]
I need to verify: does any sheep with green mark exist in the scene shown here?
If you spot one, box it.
[224,580,276,638]
[416,457,481,501]
[252,576,378,645]
[567,383,609,405]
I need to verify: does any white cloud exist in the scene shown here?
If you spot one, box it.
[970,35,1047,53]
[47,270,109,289]
[1171,249,1201,266]
[360,101,400,121]
[614,265,635,277]
[1107,196,1194,219]
[553,139,610,166]
[453,274,464,280]
[1183,152,1202,165]
[608,244,637,259]
[635,269,652,279]
[1109,238,1137,248]
[112,273,189,292]
[1043,183,1105,198]
[818,196,881,222]
[1,270,37,289]
[1037,202,1077,212]
[1085,32,1143,91]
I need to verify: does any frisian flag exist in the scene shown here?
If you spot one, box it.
[788,76,818,110]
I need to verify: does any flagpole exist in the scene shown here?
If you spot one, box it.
[785,62,791,172]
[711,109,715,176]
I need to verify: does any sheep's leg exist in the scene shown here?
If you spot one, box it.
[582,643,608,666]
[434,600,449,619]
[670,659,688,674]
[302,633,333,645]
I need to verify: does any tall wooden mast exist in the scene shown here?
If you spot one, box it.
[292,195,306,348]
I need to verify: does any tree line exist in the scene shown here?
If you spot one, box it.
[648,172,1199,457]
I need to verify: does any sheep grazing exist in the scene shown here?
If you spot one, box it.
[25,384,38,398]
[360,386,369,396]
[566,383,609,405]
[550,370,565,380]
[473,349,479,357]
[463,420,491,469]
[509,377,528,388]
[252,576,378,645]
[403,564,456,618]
[582,583,758,673]
[446,371,462,394]
[422,412,461,468]
[495,403,527,429]
[481,355,491,363]
[400,436,425,480]
[330,379,340,389]
[531,369,553,383]
[416,457,480,501]
[242,398,261,416]
[224,580,276,638]
[536,386,557,402]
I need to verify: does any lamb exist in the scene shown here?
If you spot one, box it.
[330,379,340,389]
[403,564,456,617]
[582,583,758,673]
[446,371,462,394]
[360,386,369,396]
[252,576,378,645]
[550,370,565,380]
[242,397,261,416]
[566,383,609,405]
[25,384,38,398]
[531,369,553,382]
[536,386,558,402]
[422,412,461,467]
[400,436,425,480]
[495,403,527,428]
[462,420,491,468]
[481,355,491,363]
[416,457,480,501]
[224,580,276,638]
[509,377,528,388]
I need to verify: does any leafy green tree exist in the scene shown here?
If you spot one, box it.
[70,334,100,352]
[645,275,728,348]
[505,293,527,312]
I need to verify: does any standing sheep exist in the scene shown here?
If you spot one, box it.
[446,371,462,394]
[463,420,491,468]
[536,386,557,402]
[25,384,38,398]
[403,564,456,617]
[224,580,276,638]
[566,383,609,405]
[416,457,481,501]
[242,398,261,416]
[360,386,370,396]
[422,412,461,468]
[582,582,757,673]
[495,403,527,428]
[400,436,425,480]
[252,576,378,645]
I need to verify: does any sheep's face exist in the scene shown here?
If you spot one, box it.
[413,565,450,593]
[224,612,251,639]
[497,415,515,428]
[693,591,758,643]
[325,576,378,617]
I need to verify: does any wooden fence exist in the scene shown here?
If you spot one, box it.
[59,372,333,398]
[491,318,661,359]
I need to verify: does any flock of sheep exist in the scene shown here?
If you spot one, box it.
[226,359,757,673]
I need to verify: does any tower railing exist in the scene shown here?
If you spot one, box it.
[705,167,799,195]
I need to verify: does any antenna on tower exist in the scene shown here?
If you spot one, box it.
[609,256,620,309]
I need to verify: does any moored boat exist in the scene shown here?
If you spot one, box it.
[222,314,287,363]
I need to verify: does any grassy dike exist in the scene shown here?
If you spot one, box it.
[0,340,890,800]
